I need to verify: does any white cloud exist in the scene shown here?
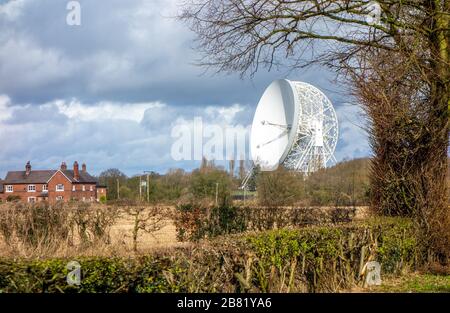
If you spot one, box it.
[0,95,13,121]
[0,0,25,21]
[0,94,372,176]
[0,95,252,177]
[53,99,164,122]
[204,104,245,124]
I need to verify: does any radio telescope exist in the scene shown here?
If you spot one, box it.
[242,79,338,188]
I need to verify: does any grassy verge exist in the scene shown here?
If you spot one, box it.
[367,273,450,293]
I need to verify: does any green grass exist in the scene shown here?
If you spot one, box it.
[369,273,450,293]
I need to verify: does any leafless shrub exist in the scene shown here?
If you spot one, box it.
[70,202,119,246]
[71,202,91,245]
[175,205,358,241]
[90,205,119,244]
[0,205,15,244]
[0,202,120,256]
[0,202,72,250]
[123,204,168,252]
[423,262,450,276]
[256,167,305,207]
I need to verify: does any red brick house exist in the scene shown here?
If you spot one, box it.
[0,161,107,203]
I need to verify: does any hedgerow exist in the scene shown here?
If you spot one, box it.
[0,218,419,293]
[174,205,357,241]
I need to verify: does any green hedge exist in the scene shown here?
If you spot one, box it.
[174,204,357,241]
[0,218,419,293]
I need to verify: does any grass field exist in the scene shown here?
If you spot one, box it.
[355,273,450,293]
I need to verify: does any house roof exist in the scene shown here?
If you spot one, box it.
[4,170,98,184]
[4,170,56,184]
[61,170,97,183]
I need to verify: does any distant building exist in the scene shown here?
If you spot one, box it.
[0,161,107,203]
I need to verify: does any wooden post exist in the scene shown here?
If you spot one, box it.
[147,174,150,203]
[139,175,142,202]
[215,182,219,206]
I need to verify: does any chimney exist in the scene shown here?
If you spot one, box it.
[60,162,67,171]
[25,161,31,176]
[73,161,79,181]
[82,163,86,173]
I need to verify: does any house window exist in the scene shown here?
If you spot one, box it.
[27,185,36,192]
[82,196,86,202]
[28,197,36,203]
[72,185,76,191]
[6,185,13,193]
[56,196,63,201]
[42,184,48,192]
[56,184,64,192]
[90,185,93,192]
[82,185,86,191]
[90,196,94,202]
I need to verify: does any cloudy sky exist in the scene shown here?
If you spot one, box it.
[0,0,370,177]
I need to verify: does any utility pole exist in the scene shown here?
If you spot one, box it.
[144,171,151,203]
[139,175,142,202]
[117,178,120,200]
[215,182,219,206]
[352,171,355,208]
[147,174,150,203]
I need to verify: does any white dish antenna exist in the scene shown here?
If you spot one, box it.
[243,79,338,187]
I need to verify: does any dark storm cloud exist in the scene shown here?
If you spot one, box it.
[0,0,370,177]
[0,0,339,106]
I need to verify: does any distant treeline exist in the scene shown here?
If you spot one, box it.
[98,158,373,207]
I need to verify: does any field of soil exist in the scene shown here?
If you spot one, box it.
[109,208,185,251]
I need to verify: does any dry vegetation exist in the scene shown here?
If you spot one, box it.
[0,217,425,293]
[0,200,373,259]
[0,201,445,293]
[0,202,185,258]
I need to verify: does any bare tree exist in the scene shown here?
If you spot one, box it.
[124,205,167,252]
[346,47,450,260]
[257,166,305,207]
